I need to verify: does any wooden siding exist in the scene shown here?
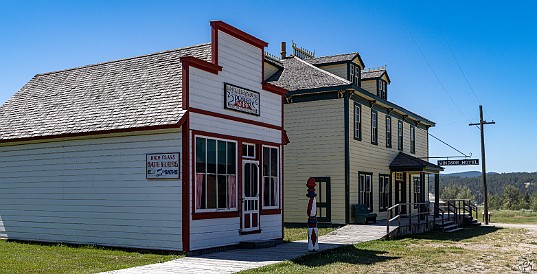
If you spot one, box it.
[283,99,346,224]
[361,79,377,96]
[349,99,430,220]
[188,30,283,250]
[0,130,183,250]
[317,64,347,80]
[188,33,281,128]
[190,215,282,250]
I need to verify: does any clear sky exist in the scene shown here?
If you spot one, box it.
[1,1,535,173]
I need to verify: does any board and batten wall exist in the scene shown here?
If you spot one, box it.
[187,30,283,250]
[348,97,429,220]
[0,129,183,250]
[284,98,346,224]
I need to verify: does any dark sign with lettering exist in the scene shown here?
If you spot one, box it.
[224,83,260,116]
[437,159,479,166]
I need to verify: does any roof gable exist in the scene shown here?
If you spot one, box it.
[0,43,212,141]
[305,52,365,68]
[266,57,351,92]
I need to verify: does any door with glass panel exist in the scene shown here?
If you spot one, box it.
[242,160,260,232]
[314,177,331,223]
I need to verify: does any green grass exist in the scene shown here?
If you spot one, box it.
[489,209,537,224]
[283,225,339,242]
[243,226,537,273]
[0,240,183,274]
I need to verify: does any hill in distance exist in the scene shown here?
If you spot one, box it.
[442,171,499,178]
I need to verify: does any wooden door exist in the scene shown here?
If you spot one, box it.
[242,160,259,232]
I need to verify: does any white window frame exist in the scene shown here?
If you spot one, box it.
[359,173,373,211]
[242,143,256,159]
[371,110,378,145]
[262,145,280,209]
[410,125,416,154]
[194,135,238,213]
[354,103,361,140]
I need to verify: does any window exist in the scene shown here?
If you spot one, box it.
[371,110,378,145]
[413,175,421,208]
[358,172,373,211]
[410,125,416,154]
[195,136,237,211]
[354,103,361,140]
[378,79,387,100]
[379,174,391,211]
[386,116,392,148]
[354,65,360,86]
[262,146,279,208]
[349,64,361,86]
[242,143,256,158]
[398,120,403,151]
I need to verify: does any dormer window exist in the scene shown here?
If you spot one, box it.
[349,63,360,86]
[378,79,387,100]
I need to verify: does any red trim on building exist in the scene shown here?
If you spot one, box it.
[211,25,219,65]
[180,56,222,75]
[192,211,240,220]
[182,64,189,110]
[0,121,186,144]
[281,97,285,238]
[189,107,282,131]
[181,113,190,252]
[210,21,268,49]
[262,83,288,96]
[261,209,282,215]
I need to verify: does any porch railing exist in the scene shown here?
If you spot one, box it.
[386,202,430,236]
[443,199,478,225]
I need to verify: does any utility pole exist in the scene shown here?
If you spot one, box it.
[469,105,495,224]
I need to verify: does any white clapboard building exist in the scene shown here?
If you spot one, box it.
[0,21,287,252]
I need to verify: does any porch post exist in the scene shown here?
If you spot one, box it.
[420,172,426,220]
[434,173,440,217]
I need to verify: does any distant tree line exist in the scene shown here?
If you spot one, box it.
[431,172,537,211]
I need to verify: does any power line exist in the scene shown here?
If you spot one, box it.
[428,132,469,157]
[425,2,493,119]
[394,4,480,130]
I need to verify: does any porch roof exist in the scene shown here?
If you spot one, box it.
[389,152,444,173]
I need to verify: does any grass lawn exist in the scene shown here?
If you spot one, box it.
[244,226,537,273]
[284,225,339,242]
[489,209,537,224]
[0,240,183,274]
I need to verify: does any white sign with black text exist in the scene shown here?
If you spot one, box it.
[224,83,260,116]
[146,153,180,179]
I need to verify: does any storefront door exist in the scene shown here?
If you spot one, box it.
[242,160,260,232]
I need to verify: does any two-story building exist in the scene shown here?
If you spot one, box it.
[0,21,286,252]
[266,43,443,224]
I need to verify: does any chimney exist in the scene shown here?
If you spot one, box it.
[280,42,286,59]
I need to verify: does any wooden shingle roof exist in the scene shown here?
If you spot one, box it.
[0,43,211,141]
[266,57,351,92]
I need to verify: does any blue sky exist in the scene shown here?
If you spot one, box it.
[1,1,535,173]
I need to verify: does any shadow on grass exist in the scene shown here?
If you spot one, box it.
[407,226,501,241]
[291,245,399,267]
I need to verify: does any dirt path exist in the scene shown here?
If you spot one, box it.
[492,223,537,236]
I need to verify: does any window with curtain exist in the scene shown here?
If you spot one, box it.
[195,136,237,211]
[262,146,279,208]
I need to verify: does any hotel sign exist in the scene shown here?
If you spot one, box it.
[224,83,260,116]
[146,153,180,179]
[437,159,479,166]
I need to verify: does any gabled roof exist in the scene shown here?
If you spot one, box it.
[0,43,212,141]
[361,69,391,83]
[266,57,351,92]
[389,152,444,172]
[306,52,365,68]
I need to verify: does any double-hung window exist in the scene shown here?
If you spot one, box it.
[195,136,237,211]
[371,110,378,145]
[398,120,403,151]
[354,65,360,86]
[262,146,279,208]
[386,116,392,148]
[354,103,361,140]
[378,79,387,100]
[358,172,373,211]
[379,174,391,211]
[410,125,416,154]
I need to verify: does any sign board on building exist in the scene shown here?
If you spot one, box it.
[146,153,180,179]
[437,159,479,166]
[224,83,260,116]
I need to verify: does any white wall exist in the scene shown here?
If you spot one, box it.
[0,129,183,250]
